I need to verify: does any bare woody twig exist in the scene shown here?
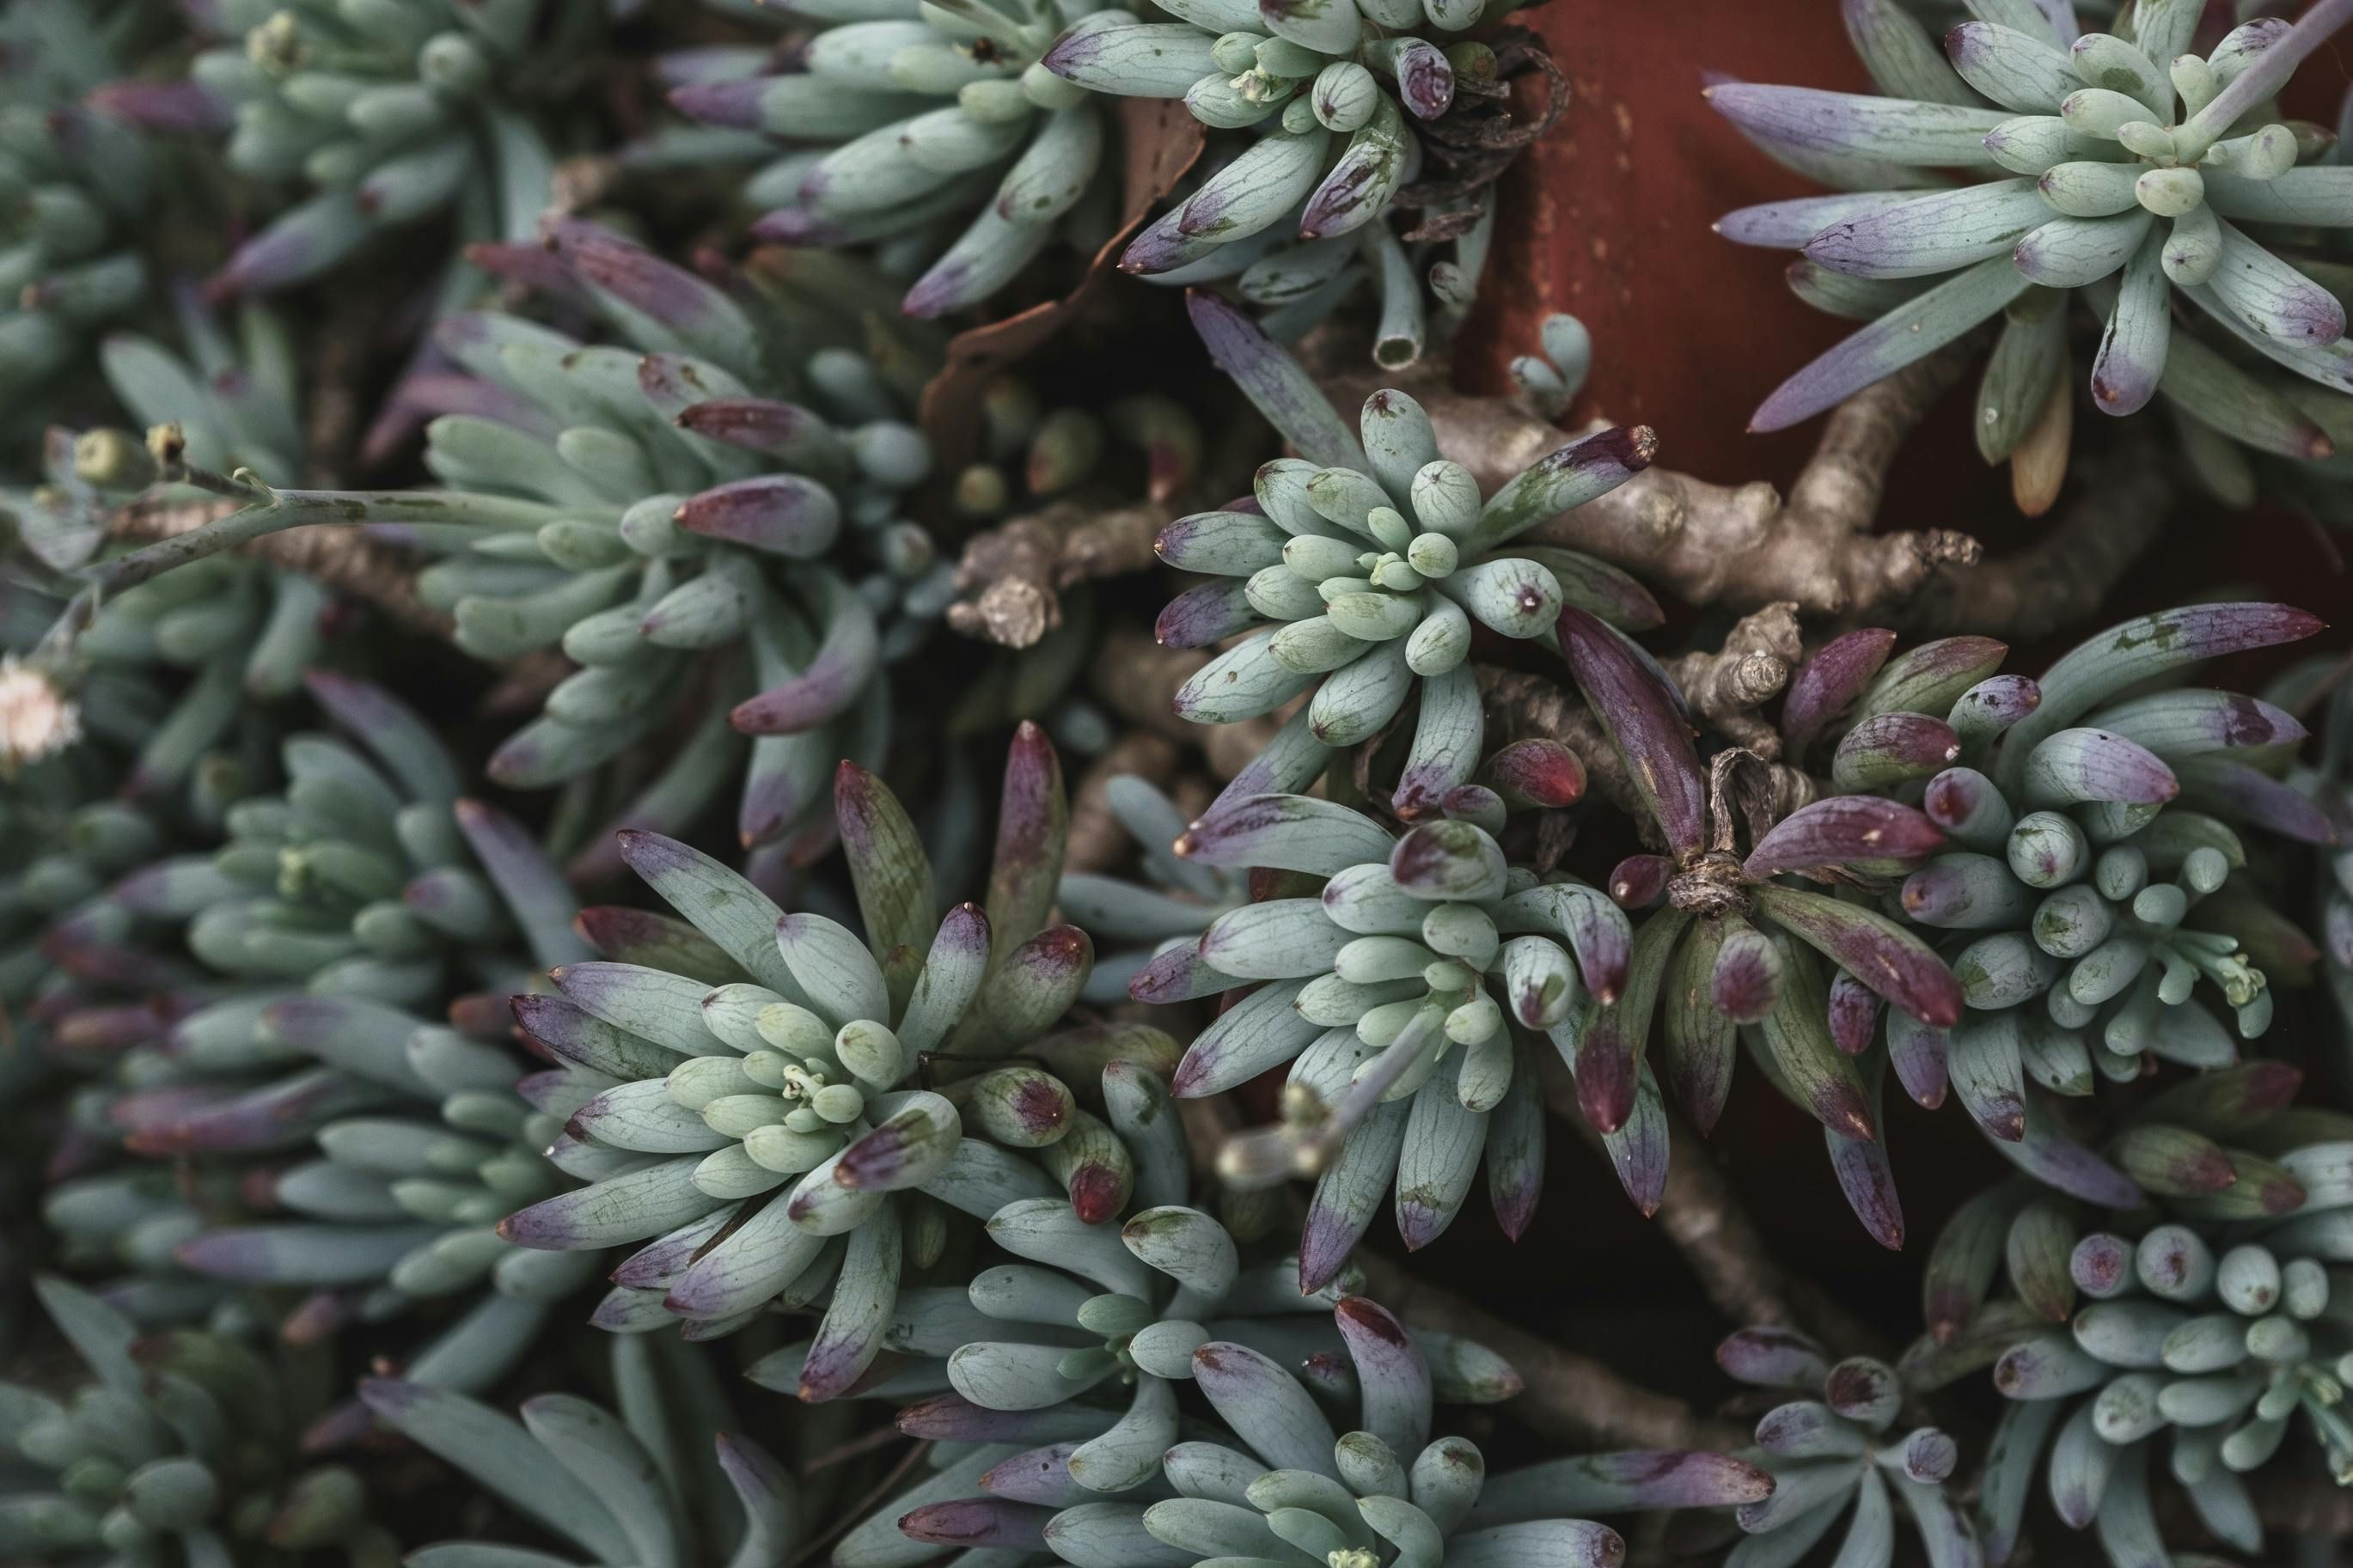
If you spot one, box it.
[1661,602,1802,760]
[945,495,1170,649]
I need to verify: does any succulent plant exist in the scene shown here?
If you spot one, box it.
[498,728,1127,1376]
[1562,601,2327,1242]
[32,674,596,1391]
[0,0,168,441]
[1714,1324,1977,1568]
[362,1333,800,1568]
[770,1077,1521,1483]
[668,0,1119,319]
[44,221,961,871]
[861,1292,1763,1568]
[1158,293,1657,807]
[1506,311,1592,420]
[1902,1063,2353,1565]
[1130,769,1602,1290]
[1843,605,2329,1200]
[130,0,603,297]
[1713,0,2353,500]
[0,1274,397,1566]
[1042,0,1545,356]
[1558,605,1972,1243]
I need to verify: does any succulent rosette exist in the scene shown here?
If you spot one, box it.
[104,220,953,868]
[0,1275,398,1567]
[1042,0,1543,355]
[1158,293,1657,815]
[499,728,1129,1382]
[1901,1063,2353,1566]
[362,1333,798,1568]
[668,0,1117,319]
[771,1082,1521,1500]
[1129,763,1603,1290]
[135,0,602,297]
[1712,1325,1978,1568]
[1559,606,1972,1244]
[858,1292,1764,1568]
[1812,605,2330,1200]
[34,674,596,1379]
[1712,0,2353,501]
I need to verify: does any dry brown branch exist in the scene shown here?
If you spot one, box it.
[944,496,1170,649]
[1329,342,1987,621]
[1662,603,1801,760]
[2253,1469,2353,1536]
[107,497,454,640]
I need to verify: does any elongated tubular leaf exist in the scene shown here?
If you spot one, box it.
[1191,1340,1338,1477]
[1555,607,1704,857]
[1806,179,2049,278]
[1827,1063,1904,1249]
[614,833,806,1004]
[1185,291,1368,470]
[517,1396,681,1568]
[1744,797,1944,877]
[1755,937,1876,1142]
[360,1382,633,1563]
[1994,603,2325,792]
[1334,1296,1432,1457]
[303,671,461,806]
[834,760,935,973]
[1751,254,2029,431]
[1720,191,1927,251]
[1176,793,1394,875]
[1752,883,1960,1028]
[799,1198,900,1400]
[1470,426,1657,554]
[450,800,591,971]
[1781,628,1897,756]
[987,722,1066,966]
[1705,83,2009,168]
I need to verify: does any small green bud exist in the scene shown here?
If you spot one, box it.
[419,32,489,95]
[1211,32,1261,73]
[73,427,158,491]
[2115,121,2176,162]
[1405,532,1458,577]
[2136,167,2204,217]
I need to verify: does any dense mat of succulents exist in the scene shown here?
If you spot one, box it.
[3,3,2353,1568]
